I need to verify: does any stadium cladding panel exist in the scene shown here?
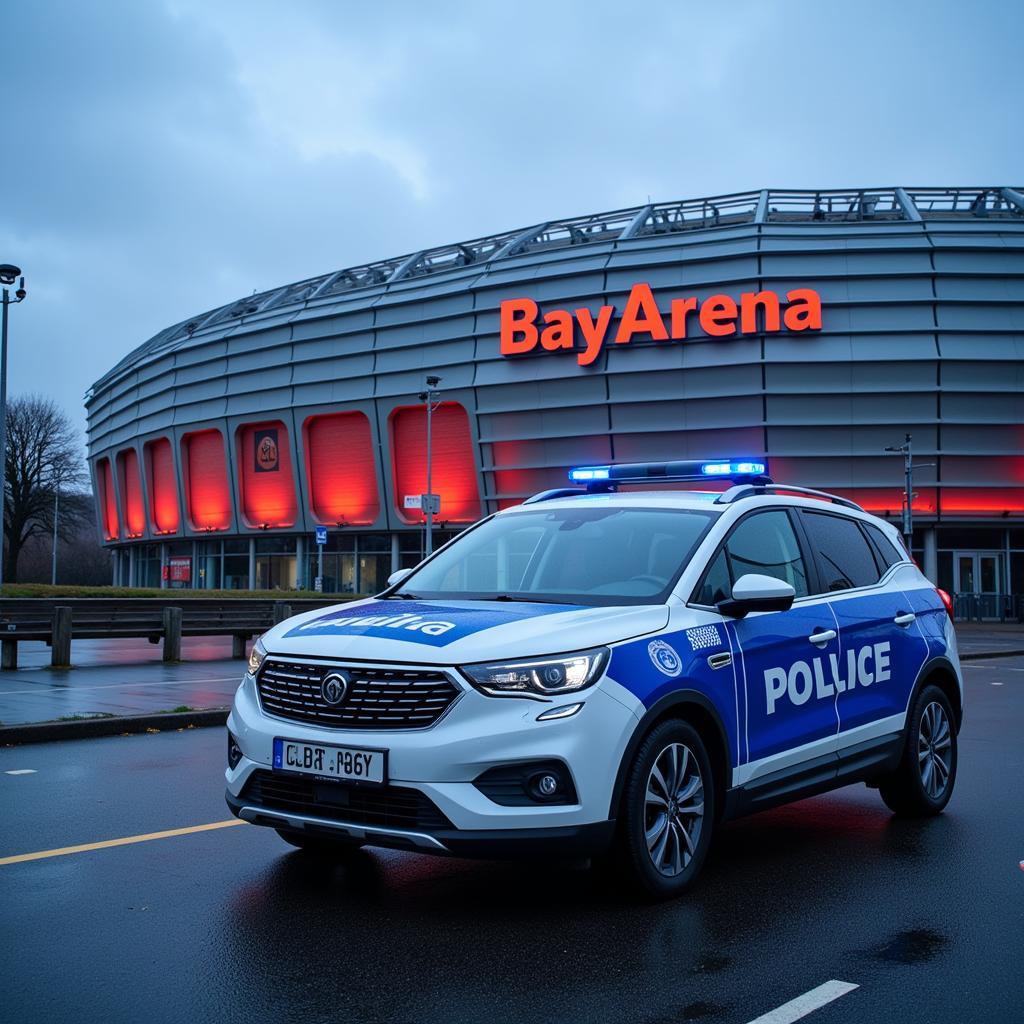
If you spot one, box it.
[86,186,1024,617]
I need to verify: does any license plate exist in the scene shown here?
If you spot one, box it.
[272,738,386,784]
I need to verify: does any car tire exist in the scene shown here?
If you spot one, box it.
[878,684,957,817]
[610,719,716,900]
[275,829,365,857]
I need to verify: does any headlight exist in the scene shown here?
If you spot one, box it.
[247,638,267,677]
[461,647,609,697]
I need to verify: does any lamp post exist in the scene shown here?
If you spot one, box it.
[884,433,935,550]
[417,375,442,555]
[0,264,27,590]
[51,472,61,585]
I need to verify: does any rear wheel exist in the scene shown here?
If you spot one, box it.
[879,684,957,816]
[611,719,716,900]
[275,829,364,858]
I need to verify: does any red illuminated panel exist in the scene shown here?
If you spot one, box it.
[182,429,232,531]
[940,489,1024,515]
[96,458,119,540]
[144,437,180,534]
[831,488,937,515]
[116,449,145,538]
[304,412,379,525]
[390,402,481,523]
[236,421,297,528]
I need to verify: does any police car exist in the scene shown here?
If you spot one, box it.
[225,460,961,899]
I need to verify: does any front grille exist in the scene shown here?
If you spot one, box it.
[257,659,461,729]
[241,770,454,831]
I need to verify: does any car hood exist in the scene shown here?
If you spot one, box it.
[260,597,670,665]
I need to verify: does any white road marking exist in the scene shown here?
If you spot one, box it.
[744,980,859,1024]
[4,769,37,775]
[0,675,240,696]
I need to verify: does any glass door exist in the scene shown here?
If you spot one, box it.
[954,551,1003,620]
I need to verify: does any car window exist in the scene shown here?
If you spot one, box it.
[863,523,905,570]
[695,549,731,606]
[801,511,881,592]
[722,510,809,598]
[396,505,720,606]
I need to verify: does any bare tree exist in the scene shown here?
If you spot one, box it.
[3,395,90,582]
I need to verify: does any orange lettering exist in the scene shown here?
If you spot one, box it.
[575,305,614,366]
[670,297,698,339]
[540,309,575,351]
[615,283,668,343]
[783,288,823,331]
[739,291,781,333]
[500,297,539,355]
[699,295,738,336]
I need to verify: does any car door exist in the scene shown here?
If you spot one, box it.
[797,510,929,739]
[700,509,841,780]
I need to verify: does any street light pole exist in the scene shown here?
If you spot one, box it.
[51,474,60,585]
[0,265,27,590]
[418,375,442,556]
[884,433,936,550]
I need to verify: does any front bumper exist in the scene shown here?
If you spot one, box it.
[225,666,642,857]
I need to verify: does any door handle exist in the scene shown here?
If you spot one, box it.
[894,612,916,626]
[808,629,837,645]
[707,652,732,670]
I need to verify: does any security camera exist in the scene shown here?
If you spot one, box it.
[15,277,25,301]
[426,375,441,387]
[0,264,21,286]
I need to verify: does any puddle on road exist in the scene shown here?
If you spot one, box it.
[645,1000,731,1024]
[870,927,949,964]
[690,953,732,975]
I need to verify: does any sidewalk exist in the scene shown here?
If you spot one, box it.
[0,625,1019,736]
[0,637,244,728]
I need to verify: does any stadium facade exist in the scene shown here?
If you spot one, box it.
[86,186,1024,617]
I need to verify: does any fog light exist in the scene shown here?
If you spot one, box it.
[227,732,243,770]
[537,774,559,797]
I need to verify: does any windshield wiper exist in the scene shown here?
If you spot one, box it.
[391,592,422,600]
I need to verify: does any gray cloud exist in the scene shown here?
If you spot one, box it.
[2,0,1020,442]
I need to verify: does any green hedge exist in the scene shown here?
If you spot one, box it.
[0,583,364,600]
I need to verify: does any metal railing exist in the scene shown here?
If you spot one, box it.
[952,593,1024,623]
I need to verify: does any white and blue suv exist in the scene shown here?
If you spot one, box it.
[225,460,962,899]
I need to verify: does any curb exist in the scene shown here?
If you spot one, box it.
[961,649,1024,662]
[0,708,229,745]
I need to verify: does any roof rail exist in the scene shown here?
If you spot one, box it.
[715,484,862,511]
[522,487,587,505]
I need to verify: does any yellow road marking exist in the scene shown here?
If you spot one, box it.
[0,819,248,866]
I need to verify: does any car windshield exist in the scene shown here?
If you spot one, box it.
[393,505,720,606]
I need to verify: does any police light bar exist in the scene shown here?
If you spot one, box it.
[568,459,770,490]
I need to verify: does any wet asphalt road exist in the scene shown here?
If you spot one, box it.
[1,659,1022,1024]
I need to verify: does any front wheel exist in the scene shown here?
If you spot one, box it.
[878,684,957,816]
[611,719,716,900]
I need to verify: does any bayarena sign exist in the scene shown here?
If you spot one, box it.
[500,283,823,365]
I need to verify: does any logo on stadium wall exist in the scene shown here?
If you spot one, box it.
[255,429,279,472]
[499,282,823,366]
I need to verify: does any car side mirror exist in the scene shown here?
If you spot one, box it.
[716,573,796,619]
[387,567,413,588]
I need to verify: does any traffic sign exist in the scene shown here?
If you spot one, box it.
[421,493,441,515]
[315,525,328,545]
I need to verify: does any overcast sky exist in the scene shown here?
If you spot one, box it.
[2,0,1021,444]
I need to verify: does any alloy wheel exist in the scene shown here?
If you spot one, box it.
[644,742,705,877]
[918,701,953,800]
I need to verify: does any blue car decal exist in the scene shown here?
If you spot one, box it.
[282,599,578,647]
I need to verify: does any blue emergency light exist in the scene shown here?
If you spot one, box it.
[568,458,770,492]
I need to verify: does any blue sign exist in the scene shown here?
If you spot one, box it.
[315,526,328,546]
